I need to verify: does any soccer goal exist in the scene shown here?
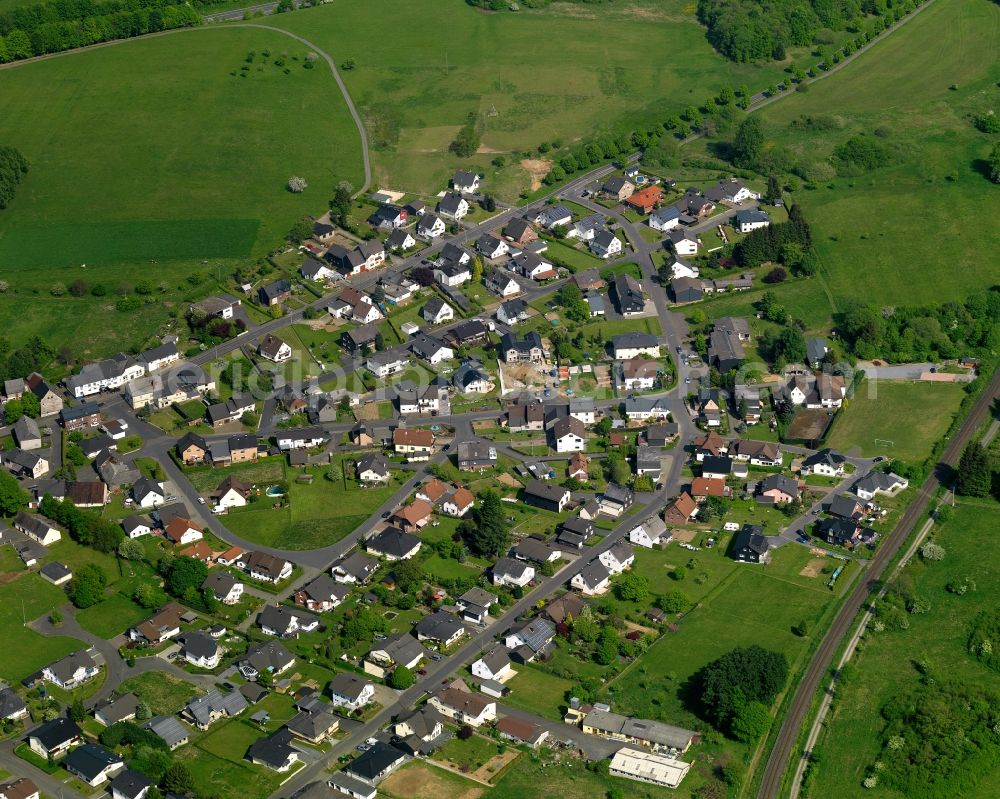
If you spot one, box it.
[874,439,894,448]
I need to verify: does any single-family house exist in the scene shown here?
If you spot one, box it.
[429,686,496,727]
[663,492,698,525]
[328,673,375,712]
[730,524,770,563]
[522,480,571,512]
[414,611,466,648]
[472,647,513,682]
[63,744,124,787]
[572,560,612,596]
[629,516,670,549]
[612,332,660,360]
[417,213,446,239]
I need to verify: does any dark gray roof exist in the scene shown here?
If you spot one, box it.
[181,631,218,661]
[367,527,420,558]
[244,640,295,675]
[509,617,554,652]
[492,557,532,580]
[413,611,464,641]
[30,717,80,749]
[247,729,296,769]
[64,743,121,782]
[327,672,372,703]
[0,687,26,719]
[144,715,189,748]
[110,769,151,799]
[95,693,139,725]
[802,448,846,469]
[576,560,611,589]
[345,741,406,781]
[40,561,72,582]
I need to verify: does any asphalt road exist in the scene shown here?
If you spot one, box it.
[755,367,1000,799]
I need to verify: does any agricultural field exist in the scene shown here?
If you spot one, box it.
[826,380,968,463]
[270,0,795,198]
[804,499,1000,799]
[0,25,362,356]
[696,0,1000,332]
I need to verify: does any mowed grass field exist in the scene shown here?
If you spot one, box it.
[826,380,967,462]
[271,0,793,197]
[0,25,362,354]
[0,573,86,684]
[744,0,1000,327]
[805,499,1000,799]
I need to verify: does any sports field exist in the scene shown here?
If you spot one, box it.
[271,0,792,197]
[741,0,1000,326]
[0,25,362,355]
[826,380,967,463]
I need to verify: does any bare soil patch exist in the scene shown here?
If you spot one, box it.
[497,472,523,489]
[799,557,826,578]
[381,763,484,799]
[670,528,699,543]
[520,158,552,191]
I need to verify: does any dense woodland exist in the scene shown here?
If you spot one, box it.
[0,147,29,209]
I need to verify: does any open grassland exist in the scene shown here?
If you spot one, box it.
[0,573,85,683]
[734,0,1000,329]
[271,0,792,198]
[826,380,968,462]
[804,499,1000,799]
[0,25,361,355]
[222,456,402,549]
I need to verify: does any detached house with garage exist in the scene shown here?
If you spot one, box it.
[328,673,375,712]
[472,647,513,682]
[572,560,612,596]
[429,686,496,727]
[258,334,292,363]
[629,516,670,549]
[802,448,848,476]
[417,212,446,239]
[492,558,535,588]
[437,192,469,221]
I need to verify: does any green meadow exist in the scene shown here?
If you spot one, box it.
[0,25,362,354]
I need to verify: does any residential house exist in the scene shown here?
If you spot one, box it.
[581,708,697,752]
[292,574,349,613]
[635,447,662,478]
[179,631,221,669]
[644,423,679,447]
[511,252,556,281]
[512,536,562,564]
[0,779,39,799]
[707,178,759,204]
[64,353,145,399]
[814,517,877,549]
[300,257,335,282]
[242,551,293,584]
[328,673,375,712]
[649,206,681,232]
[441,485,475,517]
[367,527,422,560]
[63,744,124,787]
[612,332,660,360]
[93,695,140,727]
[42,651,99,690]
[691,477,731,501]
[386,228,416,252]
[503,218,537,246]
[28,718,81,759]
[364,633,427,678]
[620,357,659,390]
[731,440,782,467]
[421,296,454,326]
[331,552,379,585]
[205,394,255,428]
[629,516,670,549]
[671,276,704,304]
[365,351,408,379]
[550,416,586,453]
[259,279,291,307]
[492,558,535,588]
[557,515,594,548]
[506,398,545,432]
[599,541,635,575]
[626,185,663,214]
[612,274,645,316]
[456,587,497,625]
[410,334,454,365]
[357,453,392,484]
[142,716,188,750]
[590,229,623,259]
[476,233,509,260]
[453,361,492,394]
[257,334,292,363]
[0,688,27,722]
[344,741,406,783]
[802,448,848,477]
[734,208,770,233]
[500,331,543,363]
[433,261,471,290]
[11,416,41,450]
[176,432,208,465]
[853,471,908,501]
[164,516,202,545]
[417,213,446,239]
[3,449,48,479]
[285,705,339,744]
[26,375,63,417]
[827,494,865,521]
[38,562,71,587]
[414,611,466,648]
[487,273,522,299]
[368,205,407,230]
[504,617,555,663]
[568,451,589,481]
[240,640,296,682]
[246,729,300,772]
[452,170,480,193]
[276,426,327,451]
[184,689,249,731]
[202,572,244,605]
[130,603,184,646]
[496,717,548,749]
[429,686,496,727]
[437,192,469,221]
[472,647,513,682]
[522,480,571,512]
[602,175,635,201]
[535,205,572,229]
[730,524,770,563]
[663,492,698,525]
[600,483,634,517]
[694,431,728,461]
[624,396,671,421]
[210,476,252,511]
[572,560,612,596]
[340,323,381,355]
[806,338,830,369]
[757,474,800,505]
[59,402,102,430]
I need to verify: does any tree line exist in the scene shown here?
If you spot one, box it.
[697,0,913,62]
[0,146,29,209]
[0,0,200,62]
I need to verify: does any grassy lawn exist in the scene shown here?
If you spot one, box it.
[272,0,794,201]
[184,458,286,495]
[806,499,1000,799]
[826,381,968,463]
[223,456,404,550]
[0,574,85,683]
[176,744,287,799]
[432,733,504,771]
[504,665,575,723]
[118,672,202,715]
[0,544,25,574]
[0,26,362,359]
[421,554,483,583]
[75,592,149,639]
[542,239,605,272]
